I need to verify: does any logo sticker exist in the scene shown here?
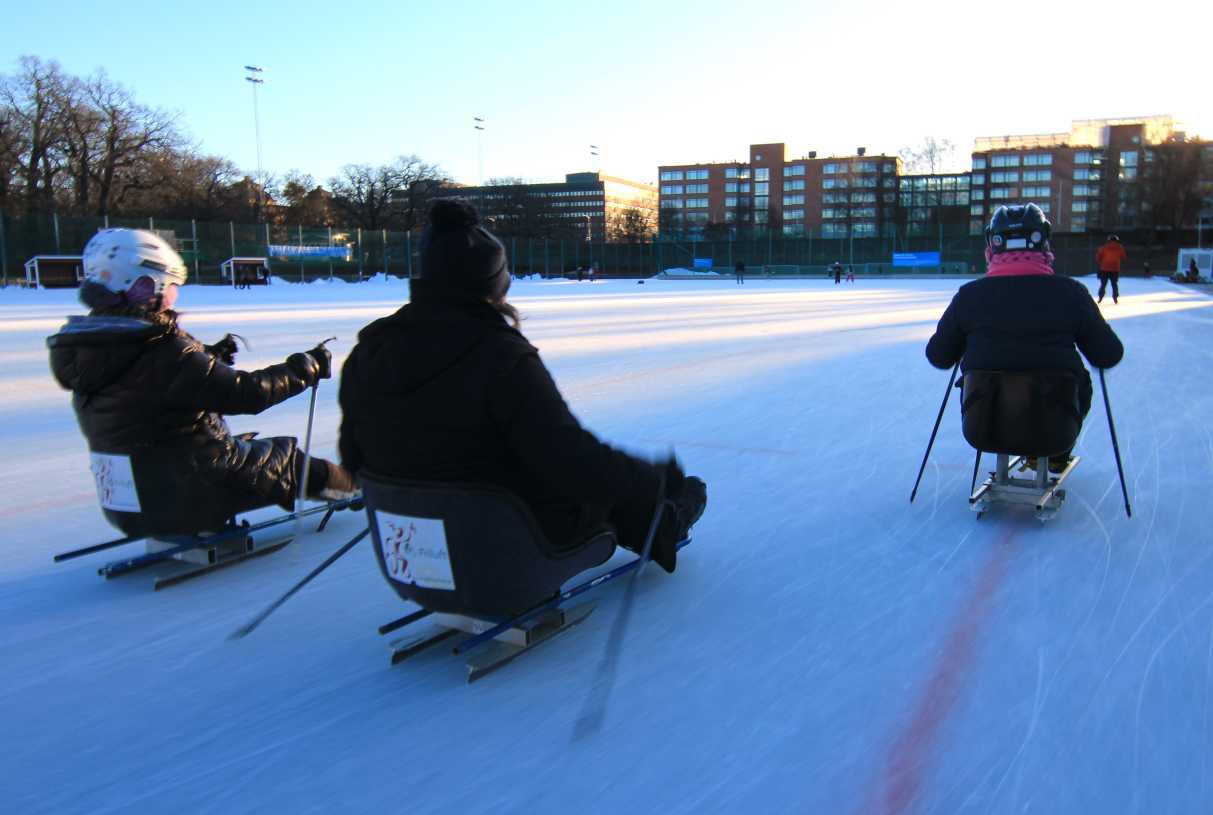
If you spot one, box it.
[89,453,141,513]
[376,511,455,591]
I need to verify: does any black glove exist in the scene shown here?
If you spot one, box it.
[306,345,332,379]
[205,333,240,365]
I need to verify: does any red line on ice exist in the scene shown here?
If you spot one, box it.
[870,528,1015,815]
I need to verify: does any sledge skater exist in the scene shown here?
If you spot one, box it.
[47,228,358,544]
[339,199,706,571]
[924,204,1123,517]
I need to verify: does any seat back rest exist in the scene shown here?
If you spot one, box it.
[360,472,616,618]
[960,370,1082,457]
[90,447,254,538]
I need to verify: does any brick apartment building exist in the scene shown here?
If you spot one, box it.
[658,143,900,238]
[448,172,657,242]
[969,115,1212,234]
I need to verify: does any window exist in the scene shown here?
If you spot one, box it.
[824,192,846,204]
[739,182,752,193]
[685,183,708,194]
[884,192,897,204]
[824,163,843,174]
[724,196,737,207]
[852,207,876,218]
[685,212,709,224]
[850,192,876,203]
[883,162,896,173]
[660,185,683,195]
[660,199,683,209]
[1071,216,1086,232]
[754,211,768,224]
[754,168,770,181]
[783,224,805,236]
[973,157,987,170]
[970,204,985,215]
[785,164,805,176]
[822,208,842,219]
[882,177,896,188]
[1120,150,1138,167]
[1072,184,1094,197]
[660,170,683,181]
[855,161,877,173]
[1037,203,1050,214]
[900,192,913,206]
[686,169,709,180]
[1022,170,1051,182]
[991,154,1020,167]
[784,179,805,190]
[1119,166,1138,181]
[1023,153,1052,166]
[958,192,969,205]
[1072,201,1089,213]
[754,196,768,210]
[990,188,1013,199]
[1022,186,1050,197]
[852,222,877,236]
[1074,151,1094,165]
[854,176,878,188]
[754,182,769,195]
[970,173,985,185]
[991,171,1019,183]
[1073,168,1100,181]
[724,182,738,193]
[822,224,848,238]
[942,192,957,205]
[725,167,750,179]
[783,208,805,220]
[913,177,927,190]
[685,198,708,208]
[783,194,805,205]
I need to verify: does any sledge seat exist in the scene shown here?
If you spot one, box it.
[93,446,268,539]
[360,472,617,619]
[960,370,1082,458]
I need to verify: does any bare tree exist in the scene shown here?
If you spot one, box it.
[609,206,655,242]
[1138,141,1210,232]
[1,56,69,214]
[899,136,957,175]
[328,155,448,230]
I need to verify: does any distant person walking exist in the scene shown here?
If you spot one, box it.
[735,260,745,285]
[845,265,855,283]
[832,261,843,285]
[1095,234,1126,304]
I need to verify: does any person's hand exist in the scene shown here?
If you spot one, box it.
[205,333,240,365]
[306,345,332,379]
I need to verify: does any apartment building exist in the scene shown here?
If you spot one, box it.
[658,143,900,238]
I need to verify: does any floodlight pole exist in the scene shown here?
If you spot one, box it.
[245,66,266,222]
[591,144,599,174]
[474,117,485,186]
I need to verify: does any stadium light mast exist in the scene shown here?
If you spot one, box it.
[474,117,485,186]
[590,144,599,175]
[244,66,266,220]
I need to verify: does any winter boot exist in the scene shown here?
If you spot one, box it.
[651,476,707,574]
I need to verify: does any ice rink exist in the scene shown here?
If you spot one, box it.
[2,275,1211,814]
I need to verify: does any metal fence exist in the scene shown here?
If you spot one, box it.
[1,211,1202,286]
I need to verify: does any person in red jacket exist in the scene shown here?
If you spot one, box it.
[1095,234,1127,304]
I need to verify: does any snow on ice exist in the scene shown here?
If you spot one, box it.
[2,276,1212,813]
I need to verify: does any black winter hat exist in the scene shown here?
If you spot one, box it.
[418,198,510,299]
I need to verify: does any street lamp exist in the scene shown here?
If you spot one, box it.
[244,66,266,221]
[474,117,485,186]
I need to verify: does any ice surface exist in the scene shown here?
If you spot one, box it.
[2,276,1211,814]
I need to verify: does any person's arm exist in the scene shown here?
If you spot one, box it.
[336,350,364,476]
[162,337,322,416]
[489,351,660,503]
[925,293,965,369]
[1075,290,1124,369]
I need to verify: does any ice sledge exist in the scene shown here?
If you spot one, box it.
[54,447,357,589]
[960,370,1084,522]
[361,472,686,682]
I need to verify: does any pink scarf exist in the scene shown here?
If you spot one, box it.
[985,248,1055,277]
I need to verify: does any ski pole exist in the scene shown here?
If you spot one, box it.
[571,470,668,740]
[911,362,960,503]
[1099,368,1132,519]
[227,526,369,641]
[295,336,337,515]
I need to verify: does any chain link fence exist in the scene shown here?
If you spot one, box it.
[1,211,1204,286]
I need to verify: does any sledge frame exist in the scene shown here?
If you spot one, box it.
[970,454,1081,521]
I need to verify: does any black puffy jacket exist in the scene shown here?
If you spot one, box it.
[926,275,1123,375]
[47,308,323,523]
[338,288,663,544]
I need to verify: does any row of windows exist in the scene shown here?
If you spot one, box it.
[823,161,895,174]
[784,209,805,220]
[661,164,810,181]
[1073,168,1101,181]
[783,194,804,205]
[907,176,968,190]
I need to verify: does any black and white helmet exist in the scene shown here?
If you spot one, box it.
[985,204,1051,255]
[82,228,188,295]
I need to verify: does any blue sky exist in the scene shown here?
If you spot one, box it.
[4,0,1209,187]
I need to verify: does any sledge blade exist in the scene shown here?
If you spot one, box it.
[465,604,595,684]
[389,626,458,666]
[152,538,292,591]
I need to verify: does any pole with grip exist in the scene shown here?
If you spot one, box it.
[911,362,960,503]
[295,337,337,514]
[1099,368,1132,518]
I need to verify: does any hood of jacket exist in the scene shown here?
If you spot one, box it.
[47,312,174,394]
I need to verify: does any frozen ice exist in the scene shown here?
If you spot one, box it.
[1,275,1211,814]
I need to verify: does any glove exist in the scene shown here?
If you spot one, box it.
[205,333,240,365]
[306,345,332,379]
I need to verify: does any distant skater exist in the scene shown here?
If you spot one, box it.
[1095,234,1126,304]
[735,261,745,285]
[832,261,842,284]
[845,265,855,283]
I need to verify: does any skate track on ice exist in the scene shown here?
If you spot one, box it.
[1,276,1211,814]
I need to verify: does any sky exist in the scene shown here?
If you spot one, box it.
[4,0,1210,188]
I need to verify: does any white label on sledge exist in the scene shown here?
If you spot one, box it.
[376,511,455,591]
[89,453,141,513]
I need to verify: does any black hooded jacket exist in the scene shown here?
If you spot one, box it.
[337,288,662,542]
[926,275,1124,375]
[47,308,323,522]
